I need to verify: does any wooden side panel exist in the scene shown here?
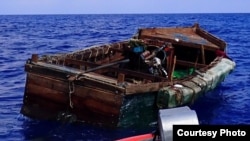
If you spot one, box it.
[25,63,126,93]
[26,83,68,103]
[27,73,68,93]
[27,73,122,104]
[22,72,124,126]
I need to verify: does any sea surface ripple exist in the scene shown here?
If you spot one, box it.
[0,13,250,141]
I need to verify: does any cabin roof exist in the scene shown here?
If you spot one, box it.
[137,24,226,50]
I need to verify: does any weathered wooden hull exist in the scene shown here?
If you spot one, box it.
[21,57,235,127]
[21,58,163,127]
[22,62,125,127]
[21,54,162,127]
[20,23,236,127]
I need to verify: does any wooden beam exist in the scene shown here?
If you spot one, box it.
[139,35,220,51]
[117,73,125,84]
[195,27,226,49]
[167,47,174,79]
[31,54,38,62]
[170,55,176,82]
[64,58,168,82]
[201,45,206,64]
[176,60,207,68]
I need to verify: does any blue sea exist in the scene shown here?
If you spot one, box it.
[0,13,250,141]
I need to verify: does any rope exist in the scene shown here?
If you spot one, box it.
[180,82,196,104]
[68,80,75,108]
[173,87,183,105]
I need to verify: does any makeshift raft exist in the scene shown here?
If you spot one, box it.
[20,23,236,127]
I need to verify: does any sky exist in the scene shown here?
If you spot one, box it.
[0,0,249,15]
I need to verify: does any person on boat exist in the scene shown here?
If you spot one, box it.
[140,43,172,78]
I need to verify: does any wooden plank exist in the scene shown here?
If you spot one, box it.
[25,63,75,81]
[139,35,219,51]
[83,73,118,84]
[195,27,226,49]
[117,73,125,84]
[27,73,124,104]
[27,73,69,92]
[176,60,207,68]
[170,55,177,82]
[26,83,68,103]
[76,76,125,93]
[26,63,126,93]
[74,83,123,104]
[167,47,174,80]
[26,78,122,115]
[201,45,206,64]
[35,62,82,74]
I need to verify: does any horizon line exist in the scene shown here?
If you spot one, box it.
[0,12,249,16]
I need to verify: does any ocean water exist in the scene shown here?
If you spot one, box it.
[0,13,249,141]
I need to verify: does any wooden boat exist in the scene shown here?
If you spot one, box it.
[20,23,236,127]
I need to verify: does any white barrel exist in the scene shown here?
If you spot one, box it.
[158,106,199,141]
